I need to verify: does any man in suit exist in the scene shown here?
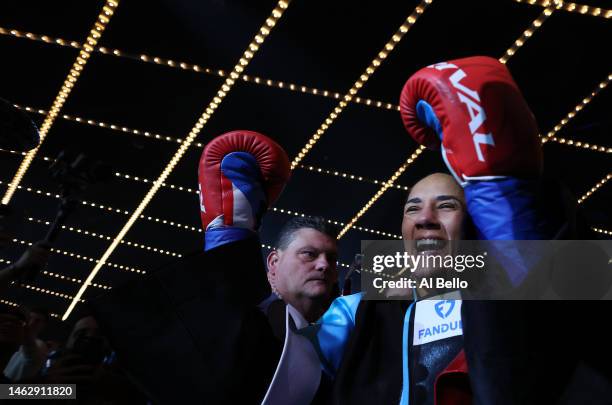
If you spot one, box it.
[263,216,339,325]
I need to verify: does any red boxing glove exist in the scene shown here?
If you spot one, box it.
[198,130,290,233]
[400,56,542,185]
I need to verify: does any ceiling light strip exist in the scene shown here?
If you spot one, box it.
[0,299,18,309]
[290,0,434,170]
[2,111,415,191]
[121,173,404,238]
[269,207,402,239]
[11,238,145,274]
[4,177,399,260]
[41,270,111,290]
[113,172,403,238]
[123,53,398,111]
[9,105,610,207]
[591,227,612,236]
[0,26,398,112]
[545,137,612,153]
[3,129,610,225]
[0,299,19,308]
[8,165,606,244]
[558,1,612,17]
[351,225,401,240]
[10,105,401,173]
[297,164,410,191]
[0,257,110,290]
[69,168,403,238]
[7,128,611,218]
[62,0,292,321]
[542,73,612,140]
[335,10,606,238]
[115,172,198,194]
[0,180,202,233]
[337,147,425,238]
[0,299,60,318]
[499,6,556,64]
[26,217,182,257]
[512,0,612,18]
[13,104,190,146]
[577,173,611,204]
[17,283,83,302]
[1,1,119,205]
[257,244,387,278]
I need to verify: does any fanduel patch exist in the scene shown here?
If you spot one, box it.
[413,294,462,346]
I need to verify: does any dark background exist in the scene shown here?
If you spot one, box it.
[0,0,610,333]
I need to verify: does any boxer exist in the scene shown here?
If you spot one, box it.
[297,56,570,405]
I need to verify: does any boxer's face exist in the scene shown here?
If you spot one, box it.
[402,173,465,255]
[267,228,338,303]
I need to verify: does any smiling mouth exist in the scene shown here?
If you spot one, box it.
[414,238,447,253]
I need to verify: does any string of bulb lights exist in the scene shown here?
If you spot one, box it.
[10,101,612,164]
[499,6,554,64]
[5,164,609,256]
[0,169,402,241]
[1,257,91,303]
[577,174,611,205]
[0,26,397,113]
[3,128,610,250]
[542,73,612,141]
[0,298,59,318]
[336,9,611,238]
[26,217,182,257]
[289,0,434,170]
[512,0,612,18]
[0,257,111,290]
[0,180,202,233]
[4,101,608,217]
[1,1,119,205]
[2,94,610,282]
[4,166,607,276]
[11,238,145,274]
[62,0,293,321]
[592,227,612,236]
[0,0,608,317]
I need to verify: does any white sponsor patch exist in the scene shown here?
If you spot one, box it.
[413,292,462,346]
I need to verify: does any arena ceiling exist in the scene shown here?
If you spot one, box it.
[0,0,610,322]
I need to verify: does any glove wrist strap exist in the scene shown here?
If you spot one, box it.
[204,227,256,251]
